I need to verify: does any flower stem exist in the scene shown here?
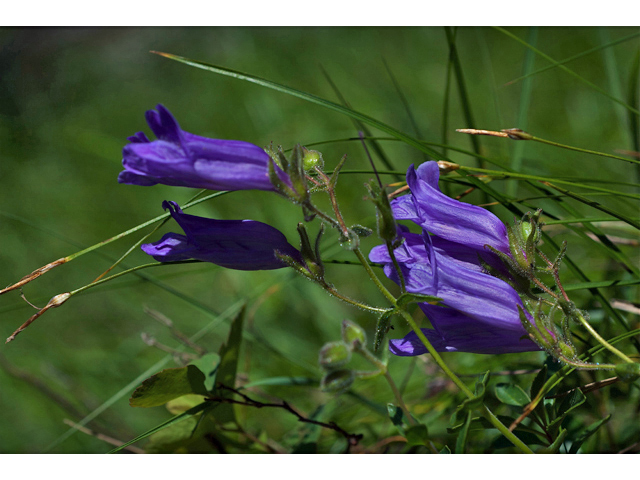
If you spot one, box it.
[357,345,416,427]
[398,308,534,454]
[575,311,634,364]
[321,283,388,314]
[352,248,397,305]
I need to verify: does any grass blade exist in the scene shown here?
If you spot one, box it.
[507,26,537,198]
[494,27,640,116]
[153,51,446,160]
[505,30,640,87]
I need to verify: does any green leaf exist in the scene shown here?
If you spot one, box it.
[568,415,612,454]
[536,428,568,454]
[439,445,452,454]
[242,376,317,389]
[451,372,489,425]
[215,305,246,391]
[548,389,586,429]
[494,383,531,407]
[210,305,246,424]
[405,424,429,447]
[108,401,211,453]
[129,365,208,408]
[455,410,473,454]
[387,403,407,436]
[530,365,548,399]
[374,309,396,353]
[190,352,220,392]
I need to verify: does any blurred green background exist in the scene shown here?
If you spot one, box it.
[0,27,638,453]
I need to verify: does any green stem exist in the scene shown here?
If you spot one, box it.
[575,311,634,364]
[352,248,397,304]
[358,345,416,427]
[398,309,534,454]
[321,283,388,314]
[66,191,229,262]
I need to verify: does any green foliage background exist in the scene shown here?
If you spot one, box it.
[0,27,638,453]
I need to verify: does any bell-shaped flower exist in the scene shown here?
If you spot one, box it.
[118,105,289,192]
[141,201,302,271]
[371,230,539,354]
[391,162,510,255]
[370,161,541,355]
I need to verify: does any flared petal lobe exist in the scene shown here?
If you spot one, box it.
[141,201,302,271]
[119,105,288,192]
[401,162,510,254]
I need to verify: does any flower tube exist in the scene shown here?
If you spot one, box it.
[119,105,289,192]
[370,161,540,355]
[142,201,302,271]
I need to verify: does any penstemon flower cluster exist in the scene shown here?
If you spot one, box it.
[3,103,638,453]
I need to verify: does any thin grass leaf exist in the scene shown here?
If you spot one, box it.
[628,49,640,181]
[443,27,483,166]
[599,28,632,147]
[505,30,640,86]
[507,26,537,198]
[382,57,424,141]
[319,64,397,174]
[494,27,640,116]
[108,401,212,453]
[563,277,640,292]
[539,181,640,230]
[441,27,455,161]
[153,51,446,160]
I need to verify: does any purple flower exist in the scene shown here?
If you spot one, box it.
[369,161,540,355]
[392,162,510,255]
[118,105,289,192]
[141,201,302,271]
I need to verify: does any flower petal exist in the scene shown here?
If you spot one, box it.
[141,201,302,271]
[119,105,287,192]
[407,162,510,254]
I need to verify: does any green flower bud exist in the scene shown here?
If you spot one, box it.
[320,369,355,394]
[318,341,352,369]
[615,362,640,383]
[302,147,324,171]
[341,320,366,349]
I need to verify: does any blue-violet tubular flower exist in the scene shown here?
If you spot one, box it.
[119,105,289,192]
[370,162,540,355]
[142,201,302,271]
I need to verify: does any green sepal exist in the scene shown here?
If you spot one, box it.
[404,424,430,447]
[318,341,352,369]
[395,292,442,309]
[341,319,367,350]
[320,369,355,394]
[518,304,547,348]
[350,224,373,238]
[296,223,324,279]
[364,179,398,245]
[268,157,294,197]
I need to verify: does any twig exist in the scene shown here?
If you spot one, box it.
[63,419,145,454]
[211,385,363,450]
